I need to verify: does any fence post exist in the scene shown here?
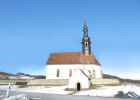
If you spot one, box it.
[6,83,11,98]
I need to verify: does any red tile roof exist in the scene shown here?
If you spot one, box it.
[46,52,101,66]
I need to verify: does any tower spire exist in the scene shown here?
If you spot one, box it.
[81,17,91,56]
[83,16,88,37]
[84,16,86,26]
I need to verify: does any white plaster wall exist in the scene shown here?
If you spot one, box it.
[46,64,102,79]
[69,68,90,89]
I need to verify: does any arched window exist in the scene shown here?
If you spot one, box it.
[56,69,60,77]
[88,70,91,74]
[69,69,72,77]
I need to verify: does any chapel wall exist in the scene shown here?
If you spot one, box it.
[46,64,101,79]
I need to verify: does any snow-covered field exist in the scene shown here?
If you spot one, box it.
[3,94,29,100]
[0,75,34,80]
[8,75,34,79]
[0,85,71,95]
[0,84,140,98]
[75,84,140,97]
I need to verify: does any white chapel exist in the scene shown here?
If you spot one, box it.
[46,18,103,90]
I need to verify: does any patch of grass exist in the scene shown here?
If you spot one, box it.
[16,82,27,85]
[89,85,101,89]
[65,88,76,91]
[136,83,140,87]
[18,85,28,88]
[0,84,9,85]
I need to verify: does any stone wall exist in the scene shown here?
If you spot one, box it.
[0,80,28,84]
[0,79,120,86]
[28,79,69,86]
[91,79,120,85]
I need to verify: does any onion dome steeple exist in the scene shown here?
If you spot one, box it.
[81,17,91,56]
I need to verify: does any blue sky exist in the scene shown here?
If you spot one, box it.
[0,0,140,79]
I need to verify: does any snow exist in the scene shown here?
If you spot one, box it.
[0,85,72,95]
[0,84,140,97]
[8,75,34,79]
[0,75,34,79]
[18,75,34,79]
[75,84,140,97]
[3,94,29,100]
[8,76,19,79]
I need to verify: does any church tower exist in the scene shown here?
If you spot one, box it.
[81,17,91,56]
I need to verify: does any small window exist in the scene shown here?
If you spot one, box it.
[56,69,60,77]
[69,69,72,77]
[85,42,88,46]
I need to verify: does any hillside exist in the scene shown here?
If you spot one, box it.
[16,72,46,79]
[103,74,140,84]
[0,71,34,79]
[0,71,16,79]
[0,71,15,76]
[0,71,45,79]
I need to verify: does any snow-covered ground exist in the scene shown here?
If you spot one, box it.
[0,75,34,80]
[3,94,29,100]
[0,85,72,95]
[0,84,140,98]
[8,75,34,79]
[17,75,34,79]
[75,84,140,97]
